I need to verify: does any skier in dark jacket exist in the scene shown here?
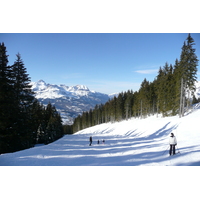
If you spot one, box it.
[169,133,177,156]
[89,136,92,146]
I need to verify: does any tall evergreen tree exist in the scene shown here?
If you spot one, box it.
[185,34,198,93]
[173,58,181,115]
[124,90,133,120]
[138,78,150,118]
[132,91,140,118]
[30,99,44,143]
[0,43,16,153]
[116,93,124,121]
[178,34,198,117]
[110,97,117,122]
[11,53,35,149]
[35,102,63,144]
[12,53,34,106]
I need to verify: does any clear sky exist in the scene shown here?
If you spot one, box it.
[1,33,200,94]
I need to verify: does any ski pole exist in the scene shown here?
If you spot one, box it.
[162,145,169,156]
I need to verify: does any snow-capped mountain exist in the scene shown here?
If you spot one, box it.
[31,80,111,124]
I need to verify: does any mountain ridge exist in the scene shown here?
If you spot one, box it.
[31,80,114,125]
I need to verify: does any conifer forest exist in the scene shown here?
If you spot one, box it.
[0,34,199,154]
[0,43,63,154]
[71,34,199,133]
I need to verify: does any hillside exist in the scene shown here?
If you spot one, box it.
[1,102,200,166]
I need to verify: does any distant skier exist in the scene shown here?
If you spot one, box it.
[169,133,177,156]
[89,136,92,146]
[97,140,100,144]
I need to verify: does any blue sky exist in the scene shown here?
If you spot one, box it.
[1,33,200,94]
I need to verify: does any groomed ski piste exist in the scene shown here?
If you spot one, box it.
[1,103,200,166]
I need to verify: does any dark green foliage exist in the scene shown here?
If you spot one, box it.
[0,43,17,153]
[154,63,177,116]
[36,103,64,145]
[138,78,151,118]
[45,106,63,144]
[11,53,35,150]
[63,124,73,134]
[178,34,198,117]
[124,90,134,120]
[71,34,199,133]
[116,93,124,121]
[192,95,200,104]
[0,43,64,154]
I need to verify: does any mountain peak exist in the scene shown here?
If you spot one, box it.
[38,79,46,83]
[31,79,47,91]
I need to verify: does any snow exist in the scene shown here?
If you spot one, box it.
[1,103,200,166]
[31,80,200,100]
[1,104,200,200]
[195,80,200,98]
[31,80,97,99]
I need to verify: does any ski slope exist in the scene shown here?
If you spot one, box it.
[1,103,200,166]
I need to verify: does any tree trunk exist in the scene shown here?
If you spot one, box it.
[179,77,183,118]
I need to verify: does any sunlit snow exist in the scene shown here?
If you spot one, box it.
[1,103,200,166]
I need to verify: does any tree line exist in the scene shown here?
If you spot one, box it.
[0,43,64,154]
[69,34,199,134]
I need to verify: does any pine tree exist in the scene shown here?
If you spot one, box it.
[124,90,133,120]
[12,53,34,105]
[173,58,181,115]
[178,34,198,117]
[11,53,35,149]
[185,34,198,93]
[104,101,110,123]
[0,43,16,153]
[35,102,63,144]
[185,34,198,111]
[132,91,140,118]
[30,100,44,143]
[148,81,157,115]
[116,93,124,121]
[162,63,175,115]
[108,97,116,122]
[46,116,57,144]
[138,78,151,118]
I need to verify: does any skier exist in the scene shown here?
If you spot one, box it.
[89,136,92,146]
[169,133,177,156]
